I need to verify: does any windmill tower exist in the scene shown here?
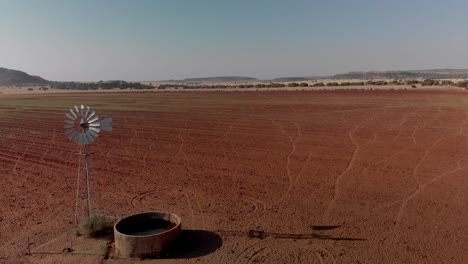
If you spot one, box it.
[64,105,112,221]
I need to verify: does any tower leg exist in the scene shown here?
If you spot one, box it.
[84,152,92,218]
[74,147,83,223]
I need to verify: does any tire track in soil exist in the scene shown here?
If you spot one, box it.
[234,239,337,264]
[180,158,205,229]
[396,164,467,223]
[229,141,241,184]
[130,189,197,225]
[215,122,233,142]
[39,148,50,162]
[397,106,451,207]
[360,128,416,180]
[131,117,205,228]
[411,129,417,145]
[180,191,196,225]
[0,210,59,254]
[410,137,445,186]
[244,196,267,215]
[395,111,468,223]
[12,146,30,173]
[212,121,234,165]
[172,120,207,229]
[323,109,383,221]
[182,189,205,228]
[293,144,318,185]
[228,137,268,226]
[344,107,434,214]
[242,196,269,227]
[271,120,300,201]
[174,122,186,157]
[315,252,325,264]
[395,108,420,129]
[276,143,320,204]
[51,127,57,145]
[323,128,359,221]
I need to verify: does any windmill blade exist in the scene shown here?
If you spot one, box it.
[80,105,85,118]
[88,126,101,134]
[100,117,112,132]
[70,131,81,144]
[85,130,98,143]
[64,119,75,125]
[87,128,99,138]
[67,130,77,140]
[84,106,90,120]
[87,110,96,121]
[79,133,88,145]
[88,122,100,127]
[69,109,78,119]
[76,134,83,145]
[74,105,80,117]
[65,128,76,137]
[84,132,94,145]
[66,113,76,121]
[64,124,75,129]
[88,116,99,124]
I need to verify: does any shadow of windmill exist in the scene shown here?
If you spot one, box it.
[215,225,366,241]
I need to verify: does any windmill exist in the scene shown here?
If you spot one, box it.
[64,105,112,221]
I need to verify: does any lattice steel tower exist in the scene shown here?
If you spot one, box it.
[64,105,112,221]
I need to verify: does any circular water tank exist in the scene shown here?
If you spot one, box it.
[114,211,181,258]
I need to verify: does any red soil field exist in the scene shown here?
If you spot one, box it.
[0,90,467,263]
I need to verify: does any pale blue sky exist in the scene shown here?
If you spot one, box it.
[1,0,467,81]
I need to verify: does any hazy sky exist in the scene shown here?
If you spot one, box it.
[1,0,468,81]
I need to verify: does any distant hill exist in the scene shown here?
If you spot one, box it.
[182,76,257,82]
[332,69,468,80]
[271,77,320,82]
[2,66,468,89]
[0,67,49,86]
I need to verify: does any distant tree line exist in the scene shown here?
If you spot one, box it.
[158,83,290,89]
[333,71,468,80]
[46,79,468,90]
[157,79,467,89]
[50,80,153,90]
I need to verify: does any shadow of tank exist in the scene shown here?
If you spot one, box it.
[114,211,181,258]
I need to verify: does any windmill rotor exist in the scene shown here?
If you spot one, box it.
[64,105,112,145]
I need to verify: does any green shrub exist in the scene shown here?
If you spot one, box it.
[421,79,435,86]
[406,79,419,85]
[78,214,113,238]
[374,81,388,85]
[440,80,454,86]
[456,81,468,88]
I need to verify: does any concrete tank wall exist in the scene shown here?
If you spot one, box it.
[114,211,182,258]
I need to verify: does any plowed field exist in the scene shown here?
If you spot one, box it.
[1,90,467,263]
